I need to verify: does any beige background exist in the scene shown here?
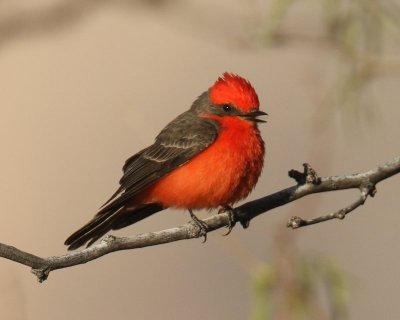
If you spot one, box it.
[0,1,399,319]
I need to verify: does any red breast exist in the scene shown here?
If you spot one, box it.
[139,119,264,208]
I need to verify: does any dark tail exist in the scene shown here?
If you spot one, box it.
[64,203,164,250]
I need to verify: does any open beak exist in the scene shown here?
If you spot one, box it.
[242,110,268,123]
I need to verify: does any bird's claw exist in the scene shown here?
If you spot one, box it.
[189,210,209,243]
[218,206,236,236]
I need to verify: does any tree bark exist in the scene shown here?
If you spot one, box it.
[1,156,399,282]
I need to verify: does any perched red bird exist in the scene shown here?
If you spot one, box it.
[65,72,266,250]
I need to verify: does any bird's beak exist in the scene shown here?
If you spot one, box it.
[242,110,268,123]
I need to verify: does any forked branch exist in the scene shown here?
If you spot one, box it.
[0,156,399,282]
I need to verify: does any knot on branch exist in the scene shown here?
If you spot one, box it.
[361,181,377,198]
[369,185,377,197]
[227,207,250,229]
[334,209,346,220]
[239,218,250,229]
[287,216,305,229]
[31,267,51,283]
[101,234,117,245]
[289,163,321,185]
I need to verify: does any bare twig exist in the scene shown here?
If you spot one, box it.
[286,186,374,229]
[0,156,399,282]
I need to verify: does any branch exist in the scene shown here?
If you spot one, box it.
[0,156,399,282]
[286,186,372,228]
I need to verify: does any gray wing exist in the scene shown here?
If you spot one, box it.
[65,111,219,250]
[98,111,219,214]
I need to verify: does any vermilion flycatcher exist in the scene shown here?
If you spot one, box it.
[65,73,266,250]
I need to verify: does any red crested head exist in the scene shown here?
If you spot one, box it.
[209,72,259,112]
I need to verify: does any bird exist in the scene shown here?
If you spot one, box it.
[65,72,267,250]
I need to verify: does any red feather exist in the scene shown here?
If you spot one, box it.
[209,72,259,112]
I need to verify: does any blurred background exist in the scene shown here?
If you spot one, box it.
[0,0,399,319]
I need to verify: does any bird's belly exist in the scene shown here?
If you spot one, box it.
[140,125,264,209]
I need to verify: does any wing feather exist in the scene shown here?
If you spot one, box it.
[65,100,220,249]
[99,112,219,214]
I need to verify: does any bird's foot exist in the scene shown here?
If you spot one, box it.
[218,206,236,236]
[189,209,209,243]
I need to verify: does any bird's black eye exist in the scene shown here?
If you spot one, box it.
[222,104,232,112]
